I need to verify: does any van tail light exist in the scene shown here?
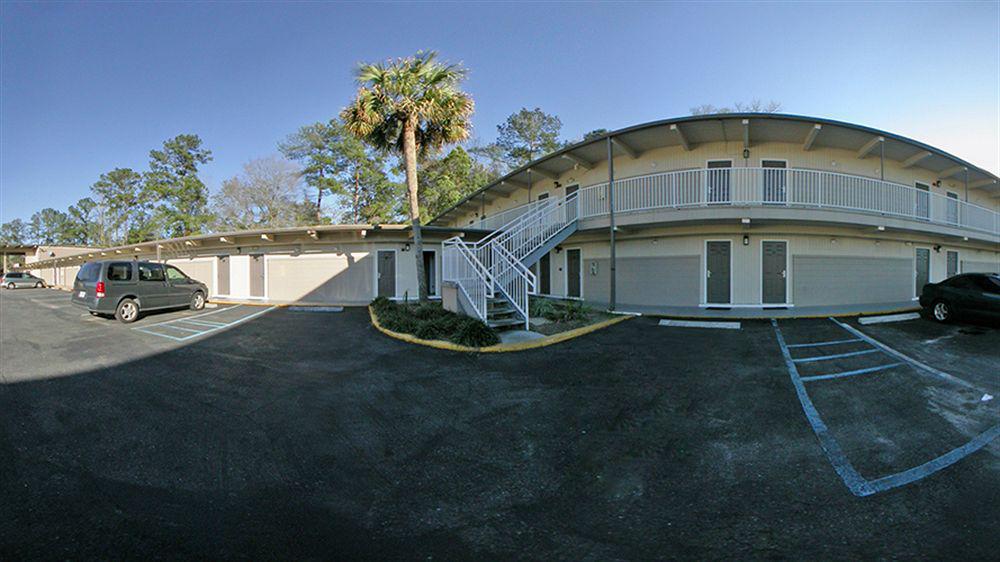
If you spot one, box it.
[96,281,105,298]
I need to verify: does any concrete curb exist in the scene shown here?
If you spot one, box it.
[368,306,631,353]
[209,299,354,308]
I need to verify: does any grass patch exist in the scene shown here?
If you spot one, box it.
[528,296,616,336]
[370,297,500,347]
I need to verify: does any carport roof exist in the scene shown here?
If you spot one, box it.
[22,223,418,269]
[429,113,1000,225]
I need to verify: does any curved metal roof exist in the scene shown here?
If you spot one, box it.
[432,113,999,224]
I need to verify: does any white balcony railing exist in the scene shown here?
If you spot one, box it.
[474,168,997,236]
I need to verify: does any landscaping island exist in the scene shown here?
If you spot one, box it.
[368,296,628,352]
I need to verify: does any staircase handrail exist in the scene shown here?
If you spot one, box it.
[491,192,579,261]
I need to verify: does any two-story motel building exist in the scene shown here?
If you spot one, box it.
[25,114,999,321]
[433,113,999,319]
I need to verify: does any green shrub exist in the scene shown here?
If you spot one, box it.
[371,296,394,314]
[529,296,591,322]
[530,297,559,320]
[560,300,590,321]
[411,302,449,320]
[414,315,462,340]
[451,318,501,347]
[371,297,498,347]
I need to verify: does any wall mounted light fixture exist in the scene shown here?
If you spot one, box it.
[743,235,750,246]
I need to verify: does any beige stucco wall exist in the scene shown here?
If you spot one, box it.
[532,224,999,309]
[26,246,94,264]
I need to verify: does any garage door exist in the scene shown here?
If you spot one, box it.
[266,253,374,304]
[168,259,215,296]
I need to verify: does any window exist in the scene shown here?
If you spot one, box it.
[706,160,732,203]
[166,266,188,282]
[946,192,959,224]
[76,263,101,282]
[761,160,787,203]
[946,276,976,289]
[7,273,22,278]
[138,263,165,282]
[978,275,1000,294]
[914,182,930,219]
[107,263,132,281]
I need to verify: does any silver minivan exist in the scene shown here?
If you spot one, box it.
[71,260,209,323]
[2,271,46,289]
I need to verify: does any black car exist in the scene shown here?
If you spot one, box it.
[918,273,1000,324]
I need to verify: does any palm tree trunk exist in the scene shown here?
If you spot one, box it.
[353,169,360,224]
[403,118,427,302]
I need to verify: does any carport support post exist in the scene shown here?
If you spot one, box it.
[607,136,616,311]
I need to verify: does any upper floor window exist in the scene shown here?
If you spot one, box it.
[761,160,787,203]
[915,182,930,219]
[706,160,731,204]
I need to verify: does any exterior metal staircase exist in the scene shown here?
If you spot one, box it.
[443,192,579,329]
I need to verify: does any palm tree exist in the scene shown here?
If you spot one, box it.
[342,51,474,302]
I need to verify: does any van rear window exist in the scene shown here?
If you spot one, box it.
[107,263,132,281]
[76,263,101,282]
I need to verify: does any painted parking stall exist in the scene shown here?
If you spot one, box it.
[133,304,275,341]
[772,317,999,497]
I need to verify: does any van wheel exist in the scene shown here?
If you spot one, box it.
[34,282,43,288]
[190,291,206,311]
[931,300,951,323]
[6,283,13,290]
[116,298,140,323]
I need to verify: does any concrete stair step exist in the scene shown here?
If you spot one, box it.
[488,317,523,328]
[487,306,516,317]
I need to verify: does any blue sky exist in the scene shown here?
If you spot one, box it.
[2,1,998,222]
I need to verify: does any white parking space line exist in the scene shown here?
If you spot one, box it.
[133,305,274,342]
[858,312,921,325]
[786,338,862,348]
[830,317,981,391]
[792,348,880,363]
[773,317,999,497]
[180,319,228,328]
[658,319,741,330]
[133,305,241,328]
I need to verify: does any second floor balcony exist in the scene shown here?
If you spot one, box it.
[472,167,999,241]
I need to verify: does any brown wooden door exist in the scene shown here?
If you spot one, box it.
[249,255,264,297]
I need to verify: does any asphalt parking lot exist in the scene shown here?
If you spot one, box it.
[1,287,997,560]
